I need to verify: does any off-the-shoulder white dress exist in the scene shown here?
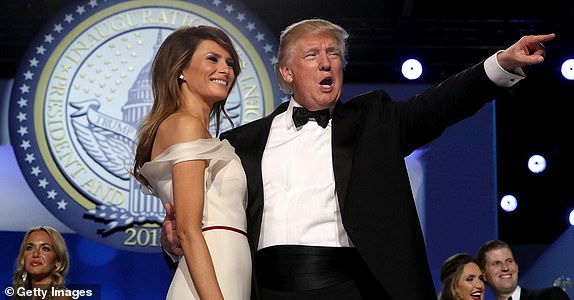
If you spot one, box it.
[141,138,251,300]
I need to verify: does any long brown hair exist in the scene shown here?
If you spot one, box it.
[132,25,241,187]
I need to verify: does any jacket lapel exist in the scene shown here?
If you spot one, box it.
[239,102,289,249]
[331,101,358,211]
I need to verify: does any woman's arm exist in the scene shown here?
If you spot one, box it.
[157,113,223,299]
[173,159,223,299]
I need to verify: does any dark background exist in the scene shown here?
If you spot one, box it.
[1,0,573,245]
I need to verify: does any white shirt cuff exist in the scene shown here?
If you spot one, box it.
[484,50,525,88]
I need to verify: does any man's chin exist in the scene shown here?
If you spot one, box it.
[320,92,341,105]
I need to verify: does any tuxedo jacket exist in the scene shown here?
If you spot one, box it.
[520,287,571,300]
[221,61,506,300]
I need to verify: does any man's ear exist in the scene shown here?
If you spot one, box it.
[278,64,293,83]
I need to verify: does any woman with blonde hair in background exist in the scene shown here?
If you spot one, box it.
[13,225,72,300]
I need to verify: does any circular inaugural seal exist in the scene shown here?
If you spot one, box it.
[8,0,285,252]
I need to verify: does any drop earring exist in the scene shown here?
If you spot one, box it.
[21,271,27,282]
[178,74,185,85]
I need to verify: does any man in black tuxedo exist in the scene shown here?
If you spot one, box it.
[161,18,555,299]
[477,240,570,300]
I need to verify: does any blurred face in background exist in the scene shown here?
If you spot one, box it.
[482,247,519,296]
[454,262,485,300]
[24,230,60,285]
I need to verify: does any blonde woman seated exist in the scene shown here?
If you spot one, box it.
[13,226,72,300]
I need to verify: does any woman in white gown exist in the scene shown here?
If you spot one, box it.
[132,25,251,300]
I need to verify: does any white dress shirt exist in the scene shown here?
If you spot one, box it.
[258,99,351,250]
[509,285,522,300]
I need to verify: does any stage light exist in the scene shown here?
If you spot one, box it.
[570,210,574,226]
[500,194,518,212]
[401,58,423,80]
[561,59,574,80]
[528,154,546,173]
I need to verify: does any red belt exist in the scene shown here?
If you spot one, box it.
[202,225,247,237]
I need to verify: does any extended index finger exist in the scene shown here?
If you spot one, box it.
[528,33,556,46]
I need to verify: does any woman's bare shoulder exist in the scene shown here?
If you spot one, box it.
[152,112,209,158]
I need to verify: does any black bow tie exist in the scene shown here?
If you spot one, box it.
[292,107,331,128]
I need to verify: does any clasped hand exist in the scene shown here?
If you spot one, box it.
[161,203,183,257]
